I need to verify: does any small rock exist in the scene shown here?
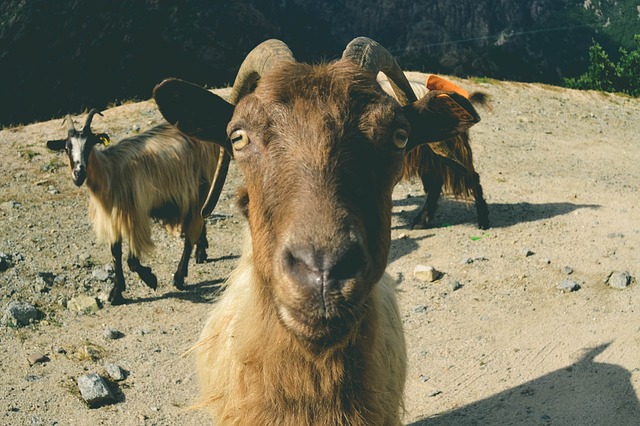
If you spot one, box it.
[607,271,632,290]
[27,352,49,366]
[67,296,100,313]
[413,265,442,282]
[562,266,574,275]
[47,185,60,195]
[76,373,116,407]
[103,328,124,340]
[0,252,14,272]
[104,363,127,381]
[419,374,429,382]
[132,124,141,132]
[523,248,535,257]
[3,301,40,327]
[446,279,462,292]
[0,200,18,211]
[413,304,428,314]
[557,280,581,293]
[53,274,66,285]
[92,267,110,282]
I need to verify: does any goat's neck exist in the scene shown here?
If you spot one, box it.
[85,148,113,206]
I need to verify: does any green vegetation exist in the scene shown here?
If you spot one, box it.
[565,35,640,96]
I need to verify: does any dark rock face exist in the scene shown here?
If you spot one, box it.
[0,0,629,127]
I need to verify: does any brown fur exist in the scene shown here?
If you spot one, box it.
[196,61,407,425]
[86,123,221,258]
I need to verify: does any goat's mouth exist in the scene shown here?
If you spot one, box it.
[277,302,361,349]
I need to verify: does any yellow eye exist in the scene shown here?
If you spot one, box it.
[392,128,409,149]
[230,129,249,150]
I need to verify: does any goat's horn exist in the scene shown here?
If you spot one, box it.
[63,114,76,132]
[228,39,295,105]
[342,37,417,106]
[83,108,103,133]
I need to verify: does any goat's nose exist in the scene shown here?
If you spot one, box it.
[283,242,365,298]
[72,165,86,186]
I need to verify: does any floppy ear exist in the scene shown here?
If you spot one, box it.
[46,139,67,151]
[404,90,480,152]
[153,78,234,154]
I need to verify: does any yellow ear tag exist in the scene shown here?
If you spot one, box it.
[99,135,110,146]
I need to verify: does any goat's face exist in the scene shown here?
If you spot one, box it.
[46,111,108,186]
[229,62,406,348]
[153,44,479,351]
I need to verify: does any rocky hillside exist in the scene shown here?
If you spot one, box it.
[1,0,638,127]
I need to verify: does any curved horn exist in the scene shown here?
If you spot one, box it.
[198,40,294,218]
[83,109,103,134]
[228,39,295,104]
[342,37,417,106]
[63,114,76,132]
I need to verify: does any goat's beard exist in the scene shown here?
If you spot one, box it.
[272,277,370,353]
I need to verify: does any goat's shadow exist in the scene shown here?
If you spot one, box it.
[393,197,600,230]
[407,344,640,426]
[118,253,240,305]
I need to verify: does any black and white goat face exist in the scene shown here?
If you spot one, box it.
[46,110,109,186]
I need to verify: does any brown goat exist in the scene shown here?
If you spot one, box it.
[153,37,481,425]
[46,112,229,304]
[380,75,490,229]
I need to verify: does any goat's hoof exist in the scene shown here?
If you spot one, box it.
[174,276,186,291]
[195,251,207,264]
[108,292,126,306]
[142,274,158,290]
[478,221,491,230]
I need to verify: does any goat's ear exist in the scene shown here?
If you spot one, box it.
[46,139,67,151]
[153,78,234,153]
[404,91,480,152]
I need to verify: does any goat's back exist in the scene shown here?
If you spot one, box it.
[87,123,221,256]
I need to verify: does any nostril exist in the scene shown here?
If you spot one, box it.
[328,244,365,281]
[284,247,322,288]
[283,242,365,288]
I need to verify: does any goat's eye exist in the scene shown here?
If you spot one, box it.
[392,129,409,149]
[230,129,250,150]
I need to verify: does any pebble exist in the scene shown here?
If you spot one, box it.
[104,363,127,381]
[606,271,632,290]
[76,373,116,407]
[3,301,40,327]
[523,248,535,257]
[562,266,574,275]
[413,304,428,314]
[67,295,100,313]
[0,252,13,271]
[413,265,442,282]
[27,352,49,366]
[557,279,581,293]
[103,328,124,340]
[446,278,462,292]
[92,267,110,282]
[0,200,19,211]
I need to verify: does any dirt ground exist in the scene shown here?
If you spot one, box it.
[1,75,639,426]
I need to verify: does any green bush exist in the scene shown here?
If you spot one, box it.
[565,35,640,96]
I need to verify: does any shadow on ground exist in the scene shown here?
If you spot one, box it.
[393,197,599,230]
[408,344,640,426]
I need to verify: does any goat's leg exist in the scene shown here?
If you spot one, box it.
[109,241,126,305]
[174,236,194,290]
[413,172,442,229]
[195,224,208,264]
[467,172,490,229]
[127,255,158,290]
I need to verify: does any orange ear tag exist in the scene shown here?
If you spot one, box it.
[426,75,470,99]
[434,94,477,123]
